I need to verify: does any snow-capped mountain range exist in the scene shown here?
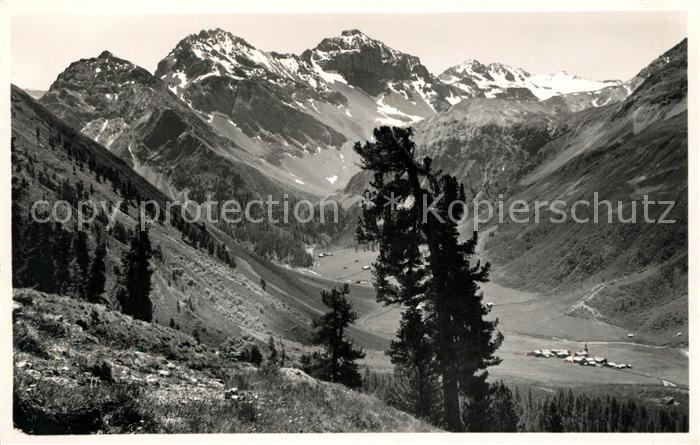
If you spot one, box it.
[42,28,640,196]
[439,59,624,100]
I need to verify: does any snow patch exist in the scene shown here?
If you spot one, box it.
[311,59,348,85]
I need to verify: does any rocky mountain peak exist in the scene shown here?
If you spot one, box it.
[305,29,436,99]
[340,28,365,37]
[48,49,154,93]
[185,28,253,50]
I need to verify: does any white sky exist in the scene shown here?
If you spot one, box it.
[11,12,687,90]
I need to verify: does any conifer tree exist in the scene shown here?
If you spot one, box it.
[115,225,153,321]
[388,305,440,421]
[11,178,29,288]
[267,336,278,367]
[53,226,72,294]
[68,229,90,299]
[539,398,564,432]
[85,236,107,303]
[309,284,365,388]
[487,381,520,432]
[20,219,56,292]
[355,126,502,431]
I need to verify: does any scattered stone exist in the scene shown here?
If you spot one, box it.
[279,367,317,385]
[224,387,239,399]
[12,302,23,319]
[26,370,42,379]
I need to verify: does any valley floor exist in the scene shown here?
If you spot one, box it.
[301,247,689,389]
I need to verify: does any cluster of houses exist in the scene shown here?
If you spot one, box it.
[527,347,632,369]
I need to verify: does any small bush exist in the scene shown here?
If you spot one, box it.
[234,400,257,423]
[226,371,253,391]
[34,315,68,338]
[14,322,49,358]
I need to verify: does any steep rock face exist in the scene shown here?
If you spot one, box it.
[155,29,348,161]
[308,29,426,96]
[41,51,289,201]
[152,28,636,194]
[413,99,561,199]
[303,29,465,112]
[154,29,461,194]
[41,51,158,148]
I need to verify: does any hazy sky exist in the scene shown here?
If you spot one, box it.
[11,12,687,90]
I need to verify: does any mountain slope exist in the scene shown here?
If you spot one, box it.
[39,50,362,264]
[40,50,289,201]
[12,84,302,344]
[303,29,467,112]
[481,39,688,341]
[13,84,390,352]
[413,98,561,199]
[153,29,464,194]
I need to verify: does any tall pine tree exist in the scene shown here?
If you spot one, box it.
[356,126,502,431]
[53,225,72,295]
[308,284,365,388]
[388,305,441,422]
[487,381,519,432]
[68,229,90,299]
[85,236,107,303]
[115,225,153,321]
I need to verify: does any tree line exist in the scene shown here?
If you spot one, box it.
[15,124,237,271]
[12,176,154,321]
[515,387,688,433]
[361,369,688,433]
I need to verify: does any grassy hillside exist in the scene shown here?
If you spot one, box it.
[13,289,436,434]
[483,109,687,344]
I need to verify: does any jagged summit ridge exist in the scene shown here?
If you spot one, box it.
[41,27,655,195]
[440,58,623,101]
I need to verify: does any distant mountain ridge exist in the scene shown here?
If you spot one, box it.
[439,59,624,101]
[40,27,638,196]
